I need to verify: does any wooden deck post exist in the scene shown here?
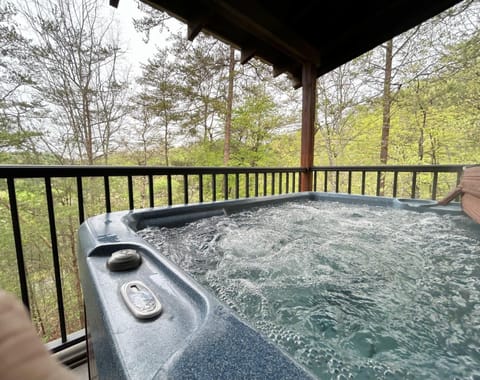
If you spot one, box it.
[300,62,316,192]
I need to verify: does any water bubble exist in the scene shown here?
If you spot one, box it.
[139,200,480,378]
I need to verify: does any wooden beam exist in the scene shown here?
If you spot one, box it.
[272,65,287,78]
[187,12,211,41]
[300,62,316,192]
[187,21,203,41]
[291,76,302,90]
[210,0,321,65]
[274,64,300,81]
[240,47,256,64]
[286,71,303,89]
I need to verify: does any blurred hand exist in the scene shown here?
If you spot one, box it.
[0,290,78,380]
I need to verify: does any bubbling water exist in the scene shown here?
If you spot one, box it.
[138,201,480,379]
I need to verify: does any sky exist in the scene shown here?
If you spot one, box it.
[106,0,183,76]
[9,0,183,77]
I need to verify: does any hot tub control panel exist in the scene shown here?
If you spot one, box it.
[106,249,142,271]
[120,280,162,320]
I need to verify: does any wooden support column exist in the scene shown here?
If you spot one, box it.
[300,62,316,191]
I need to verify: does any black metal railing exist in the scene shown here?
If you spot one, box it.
[0,163,469,360]
[0,165,304,356]
[312,164,465,199]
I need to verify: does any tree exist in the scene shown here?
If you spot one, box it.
[231,87,282,167]
[0,2,41,160]
[168,34,231,144]
[315,60,367,166]
[130,47,182,166]
[123,90,159,166]
[380,39,393,167]
[223,46,235,165]
[132,0,169,43]
[359,1,479,192]
[20,0,129,164]
[393,28,480,166]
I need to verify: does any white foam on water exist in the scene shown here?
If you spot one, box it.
[139,200,480,379]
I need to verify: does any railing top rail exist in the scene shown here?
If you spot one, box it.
[313,164,470,173]
[0,164,472,179]
[0,165,306,178]
[0,164,474,179]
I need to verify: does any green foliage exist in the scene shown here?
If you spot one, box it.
[230,89,283,166]
[129,48,183,165]
[19,0,130,164]
[0,2,41,155]
[169,34,229,143]
[171,140,224,167]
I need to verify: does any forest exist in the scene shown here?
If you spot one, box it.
[0,0,479,343]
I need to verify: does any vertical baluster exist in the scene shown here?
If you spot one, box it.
[393,171,398,198]
[263,172,267,195]
[76,176,85,224]
[199,174,204,203]
[361,171,366,195]
[376,171,381,196]
[148,174,154,207]
[104,176,111,213]
[212,174,217,202]
[235,173,240,199]
[224,174,228,200]
[7,177,30,310]
[45,177,67,343]
[127,175,134,210]
[411,172,417,199]
[432,172,438,200]
[183,174,189,204]
[348,171,352,194]
[167,174,172,206]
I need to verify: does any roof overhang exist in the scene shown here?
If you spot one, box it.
[129,0,463,86]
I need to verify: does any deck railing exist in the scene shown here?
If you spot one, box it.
[0,164,466,360]
[312,164,464,199]
[0,165,304,357]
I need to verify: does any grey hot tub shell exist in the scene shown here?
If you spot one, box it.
[77,192,463,379]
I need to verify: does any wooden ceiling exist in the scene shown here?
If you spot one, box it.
[127,0,463,86]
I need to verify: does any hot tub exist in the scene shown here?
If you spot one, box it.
[78,192,479,379]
